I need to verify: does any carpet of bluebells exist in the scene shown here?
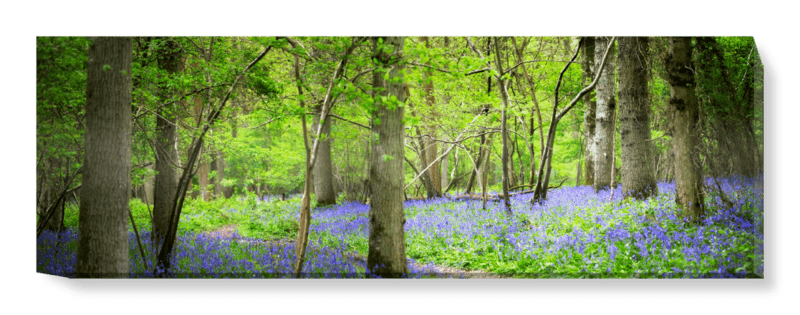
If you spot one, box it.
[37,176,763,278]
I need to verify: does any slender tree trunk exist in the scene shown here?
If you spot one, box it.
[593,36,617,192]
[77,37,131,278]
[196,40,214,202]
[618,37,658,199]
[582,37,597,186]
[410,116,439,198]
[225,117,237,198]
[311,102,337,206]
[511,38,545,187]
[666,37,705,223]
[493,37,512,215]
[441,148,449,190]
[464,134,487,194]
[508,132,518,188]
[40,157,66,232]
[368,36,408,278]
[195,102,211,201]
[420,37,442,195]
[153,38,182,241]
[212,152,225,198]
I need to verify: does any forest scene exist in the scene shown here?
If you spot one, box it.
[35,36,763,279]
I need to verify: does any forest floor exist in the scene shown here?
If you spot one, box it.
[204,224,508,278]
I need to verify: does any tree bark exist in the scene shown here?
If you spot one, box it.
[77,37,131,278]
[368,36,408,278]
[197,141,210,201]
[618,37,658,199]
[493,37,513,216]
[311,102,337,206]
[581,37,596,186]
[212,151,225,198]
[420,37,442,195]
[38,158,66,232]
[593,36,617,192]
[225,117,237,198]
[463,133,487,194]
[153,38,182,241]
[666,37,705,223]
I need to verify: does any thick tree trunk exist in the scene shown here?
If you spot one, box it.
[368,36,408,278]
[618,37,658,199]
[77,37,131,278]
[582,37,597,186]
[593,36,616,191]
[311,102,337,206]
[153,38,181,241]
[666,37,705,223]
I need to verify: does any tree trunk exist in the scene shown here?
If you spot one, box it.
[666,37,705,223]
[311,102,337,206]
[582,37,597,186]
[593,36,616,191]
[493,37,513,215]
[212,151,225,198]
[153,38,182,241]
[420,37,442,195]
[197,152,210,201]
[441,148,449,190]
[39,156,67,232]
[410,120,440,199]
[507,132,518,188]
[368,36,408,278]
[618,37,658,199]
[225,118,237,198]
[463,133,487,194]
[77,37,131,278]
[510,38,545,188]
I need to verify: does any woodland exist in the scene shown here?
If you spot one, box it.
[36,36,763,278]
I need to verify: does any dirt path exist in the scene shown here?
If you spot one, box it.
[204,225,508,278]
